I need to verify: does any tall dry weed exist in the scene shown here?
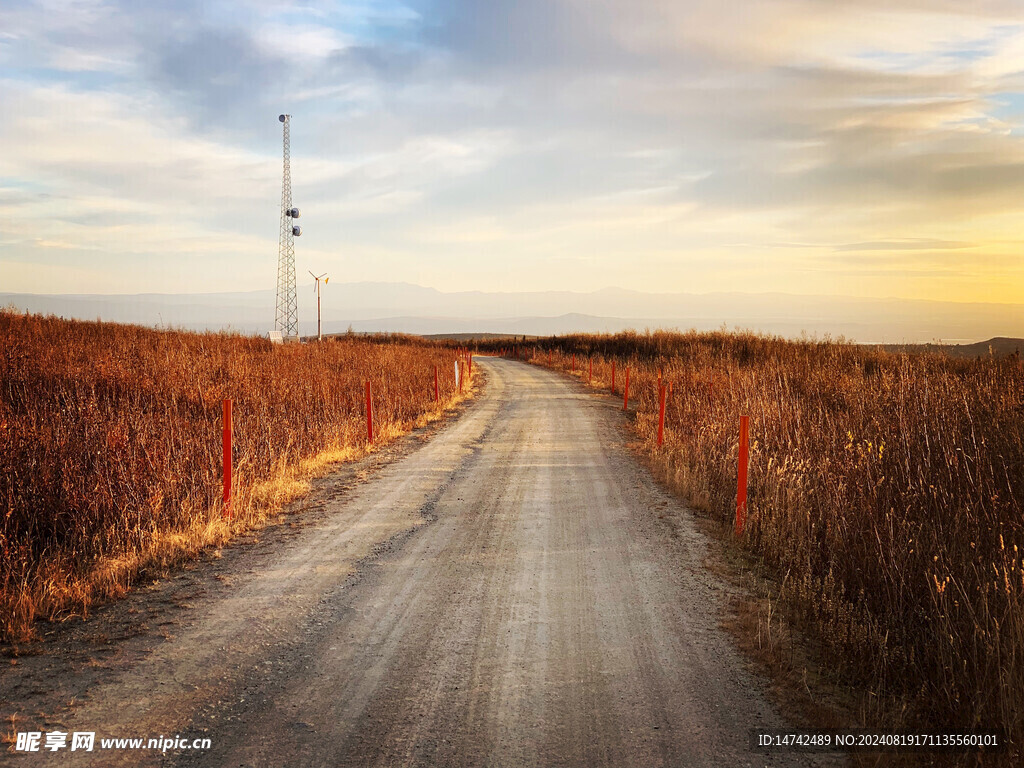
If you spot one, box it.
[0,313,472,642]
[495,331,1023,753]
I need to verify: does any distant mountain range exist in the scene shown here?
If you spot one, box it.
[883,337,1023,358]
[3,282,1022,344]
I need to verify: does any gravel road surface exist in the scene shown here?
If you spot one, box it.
[4,357,840,767]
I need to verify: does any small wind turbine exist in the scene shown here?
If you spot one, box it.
[309,271,328,341]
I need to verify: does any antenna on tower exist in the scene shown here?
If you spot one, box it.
[275,114,301,342]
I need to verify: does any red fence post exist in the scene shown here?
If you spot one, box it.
[469,353,473,378]
[657,385,666,446]
[434,365,439,402]
[623,368,630,410]
[459,361,464,393]
[735,415,749,536]
[222,399,233,518]
[366,381,374,443]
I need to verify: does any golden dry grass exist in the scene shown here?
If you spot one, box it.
[489,331,1024,758]
[0,312,475,643]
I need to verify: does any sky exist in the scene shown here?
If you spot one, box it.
[1,0,1024,304]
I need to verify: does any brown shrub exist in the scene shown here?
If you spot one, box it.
[0,313,473,642]
[490,331,1024,753]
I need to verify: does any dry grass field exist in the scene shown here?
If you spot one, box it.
[491,331,1024,754]
[0,311,473,644]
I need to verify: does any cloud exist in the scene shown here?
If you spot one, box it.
[835,239,976,251]
[1,0,1023,306]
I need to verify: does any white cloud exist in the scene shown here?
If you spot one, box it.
[252,22,351,62]
[1,0,1023,303]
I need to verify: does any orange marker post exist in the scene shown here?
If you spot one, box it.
[366,381,374,443]
[657,384,667,446]
[623,368,630,410]
[222,399,233,518]
[434,365,440,403]
[735,415,750,536]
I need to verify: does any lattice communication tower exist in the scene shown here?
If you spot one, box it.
[275,114,302,341]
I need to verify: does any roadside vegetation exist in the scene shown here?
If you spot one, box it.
[0,311,473,644]
[485,331,1024,758]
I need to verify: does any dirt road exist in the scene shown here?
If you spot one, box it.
[4,357,837,767]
